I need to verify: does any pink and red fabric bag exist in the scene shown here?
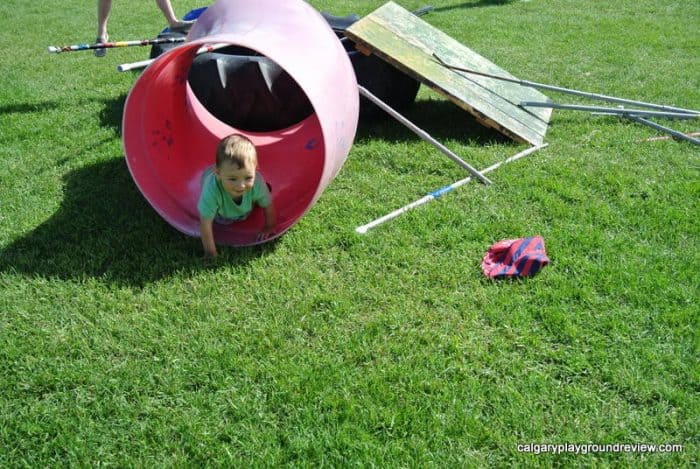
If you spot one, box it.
[482,236,549,278]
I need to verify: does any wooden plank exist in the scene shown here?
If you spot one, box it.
[345,1,552,145]
[349,22,547,142]
[356,2,552,123]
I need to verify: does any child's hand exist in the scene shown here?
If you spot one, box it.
[202,249,218,260]
[256,226,275,243]
[260,204,276,242]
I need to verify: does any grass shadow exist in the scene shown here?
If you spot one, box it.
[99,93,128,134]
[356,98,510,145]
[1,91,127,124]
[432,0,516,13]
[0,101,61,115]
[0,158,277,288]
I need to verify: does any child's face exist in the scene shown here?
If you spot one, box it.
[215,161,256,198]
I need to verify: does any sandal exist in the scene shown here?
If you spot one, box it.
[94,36,108,57]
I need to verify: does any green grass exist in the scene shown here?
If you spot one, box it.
[1,0,698,466]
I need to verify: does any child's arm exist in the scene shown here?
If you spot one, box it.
[261,203,276,234]
[200,217,217,257]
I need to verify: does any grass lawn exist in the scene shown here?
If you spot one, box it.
[1,0,698,466]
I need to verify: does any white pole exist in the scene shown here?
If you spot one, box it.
[116,42,231,73]
[355,143,548,234]
[117,59,155,72]
[358,85,492,185]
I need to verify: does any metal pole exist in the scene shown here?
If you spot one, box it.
[433,54,700,116]
[48,37,186,54]
[625,116,700,146]
[521,102,699,120]
[356,144,548,234]
[358,85,492,185]
[413,5,434,16]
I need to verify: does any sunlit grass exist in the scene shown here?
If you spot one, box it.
[0,0,697,466]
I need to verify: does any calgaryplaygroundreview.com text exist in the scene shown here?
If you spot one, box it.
[517,443,684,455]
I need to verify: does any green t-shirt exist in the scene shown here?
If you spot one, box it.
[197,167,271,221]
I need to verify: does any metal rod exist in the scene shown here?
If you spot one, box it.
[356,144,548,234]
[433,54,700,116]
[521,101,699,119]
[358,85,491,185]
[413,5,434,16]
[592,112,698,120]
[625,116,700,146]
[48,37,186,54]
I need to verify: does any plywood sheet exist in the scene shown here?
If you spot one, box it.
[345,2,551,145]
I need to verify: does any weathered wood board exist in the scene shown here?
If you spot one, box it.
[345,2,552,145]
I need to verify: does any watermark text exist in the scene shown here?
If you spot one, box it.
[517,443,683,455]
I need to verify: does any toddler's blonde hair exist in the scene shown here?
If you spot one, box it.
[216,134,257,169]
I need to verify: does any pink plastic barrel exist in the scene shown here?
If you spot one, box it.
[123,0,359,246]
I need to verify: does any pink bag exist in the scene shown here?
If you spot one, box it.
[482,236,549,278]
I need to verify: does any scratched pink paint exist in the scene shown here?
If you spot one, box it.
[123,0,359,246]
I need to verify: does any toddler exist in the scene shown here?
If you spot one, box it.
[198,134,276,257]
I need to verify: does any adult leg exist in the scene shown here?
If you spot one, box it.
[154,0,192,29]
[95,0,112,56]
[97,0,111,39]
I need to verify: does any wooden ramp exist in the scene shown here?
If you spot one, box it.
[345,2,551,145]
